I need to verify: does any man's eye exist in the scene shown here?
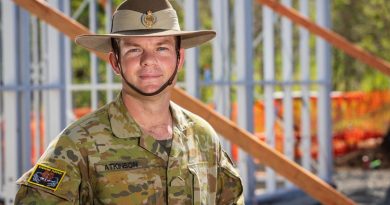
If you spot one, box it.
[129,48,141,53]
[157,47,168,51]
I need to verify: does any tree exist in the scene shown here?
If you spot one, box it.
[332,0,390,91]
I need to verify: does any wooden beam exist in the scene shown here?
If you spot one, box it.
[257,0,390,77]
[12,0,356,204]
[172,89,355,205]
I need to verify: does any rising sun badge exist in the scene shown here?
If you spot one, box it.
[141,10,157,28]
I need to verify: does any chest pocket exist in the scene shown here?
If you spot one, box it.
[94,163,165,205]
[188,162,210,205]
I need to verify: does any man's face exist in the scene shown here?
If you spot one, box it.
[115,36,182,94]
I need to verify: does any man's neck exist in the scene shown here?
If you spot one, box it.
[121,90,173,140]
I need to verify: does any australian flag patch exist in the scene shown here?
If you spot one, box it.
[27,164,66,191]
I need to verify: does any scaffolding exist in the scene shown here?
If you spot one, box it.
[1,0,340,204]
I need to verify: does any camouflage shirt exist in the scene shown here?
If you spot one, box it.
[15,94,244,205]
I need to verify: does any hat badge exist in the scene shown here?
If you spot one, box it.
[141,10,157,28]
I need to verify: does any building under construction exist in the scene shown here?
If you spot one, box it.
[1,0,389,204]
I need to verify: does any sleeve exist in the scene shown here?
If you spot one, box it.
[14,132,86,204]
[216,144,245,205]
[15,185,71,205]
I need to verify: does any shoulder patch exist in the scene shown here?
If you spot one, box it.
[27,164,66,191]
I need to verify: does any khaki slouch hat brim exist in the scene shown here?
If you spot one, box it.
[75,0,216,53]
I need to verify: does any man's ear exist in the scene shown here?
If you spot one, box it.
[178,48,185,70]
[109,52,121,75]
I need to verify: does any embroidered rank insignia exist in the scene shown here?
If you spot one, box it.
[27,164,66,191]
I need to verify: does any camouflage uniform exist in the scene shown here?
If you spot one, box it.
[15,94,244,204]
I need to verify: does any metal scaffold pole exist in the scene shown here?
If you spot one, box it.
[184,0,200,97]
[235,0,256,202]
[316,0,333,182]
[1,1,19,203]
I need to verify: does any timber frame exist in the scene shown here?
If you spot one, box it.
[9,0,390,204]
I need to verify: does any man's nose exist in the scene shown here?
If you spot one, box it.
[140,50,157,66]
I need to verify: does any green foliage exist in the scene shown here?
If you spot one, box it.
[72,91,90,108]
[72,42,90,84]
[332,0,390,91]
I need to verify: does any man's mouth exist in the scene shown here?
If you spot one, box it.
[139,74,162,80]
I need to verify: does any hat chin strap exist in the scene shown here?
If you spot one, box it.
[117,51,180,97]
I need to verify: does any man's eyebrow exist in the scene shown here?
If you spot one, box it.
[122,42,140,47]
[156,39,175,46]
[121,39,174,47]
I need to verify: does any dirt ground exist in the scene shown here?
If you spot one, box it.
[333,137,390,205]
[334,168,390,205]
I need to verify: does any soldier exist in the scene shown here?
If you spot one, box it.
[15,0,244,204]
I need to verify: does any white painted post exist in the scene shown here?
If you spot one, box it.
[235,0,255,201]
[105,0,114,101]
[281,0,294,161]
[19,7,32,173]
[63,0,74,125]
[263,6,277,193]
[212,0,232,154]
[31,16,41,164]
[89,0,98,110]
[299,0,312,171]
[316,0,333,182]
[44,0,66,144]
[281,0,294,188]
[184,0,200,97]
[2,1,19,203]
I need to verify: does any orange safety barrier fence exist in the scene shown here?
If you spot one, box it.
[229,90,390,160]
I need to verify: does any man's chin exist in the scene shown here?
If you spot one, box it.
[136,84,171,96]
[122,80,173,97]
[140,85,164,93]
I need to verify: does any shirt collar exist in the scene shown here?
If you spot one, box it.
[108,93,194,139]
[169,101,194,134]
[108,93,142,138]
